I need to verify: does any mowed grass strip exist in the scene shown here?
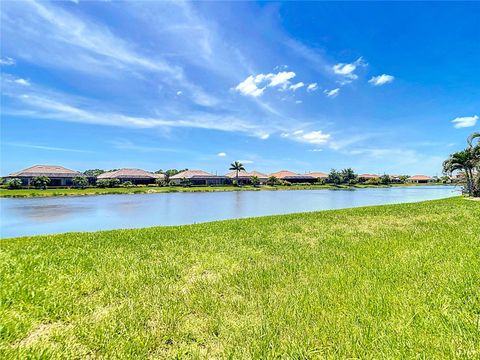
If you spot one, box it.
[0,197,479,358]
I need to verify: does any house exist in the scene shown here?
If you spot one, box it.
[4,165,85,187]
[225,170,268,185]
[170,170,227,186]
[97,168,163,185]
[269,170,317,184]
[306,172,328,180]
[358,173,380,182]
[407,175,434,183]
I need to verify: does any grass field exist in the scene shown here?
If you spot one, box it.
[1,197,479,358]
[0,182,446,198]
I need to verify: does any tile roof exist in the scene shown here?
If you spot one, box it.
[408,175,432,180]
[358,173,380,179]
[307,172,328,178]
[97,168,162,180]
[269,170,316,180]
[269,170,299,179]
[170,169,223,179]
[8,165,84,178]
[225,170,268,178]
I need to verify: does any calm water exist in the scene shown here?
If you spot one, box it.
[0,186,459,238]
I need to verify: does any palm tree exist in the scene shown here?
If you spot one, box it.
[267,176,279,186]
[229,161,245,186]
[443,150,476,196]
[250,176,260,187]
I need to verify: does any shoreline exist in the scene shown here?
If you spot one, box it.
[0,183,454,198]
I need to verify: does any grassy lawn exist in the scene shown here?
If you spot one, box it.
[1,197,478,358]
[0,183,447,198]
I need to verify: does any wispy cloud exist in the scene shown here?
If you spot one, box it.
[235,71,297,97]
[3,142,92,153]
[289,82,304,91]
[0,56,15,66]
[217,152,227,157]
[369,74,395,86]
[307,83,318,92]
[281,129,331,145]
[110,139,184,153]
[332,57,367,82]
[324,88,340,98]
[451,115,478,128]
[13,78,30,86]
[1,0,218,107]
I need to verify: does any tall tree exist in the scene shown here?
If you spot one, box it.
[229,161,245,185]
[443,150,476,196]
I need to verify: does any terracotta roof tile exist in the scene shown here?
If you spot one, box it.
[97,168,162,180]
[9,165,84,178]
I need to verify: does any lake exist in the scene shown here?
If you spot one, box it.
[0,186,459,238]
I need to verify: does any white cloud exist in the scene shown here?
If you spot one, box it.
[308,149,323,152]
[14,78,30,86]
[281,130,331,145]
[307,83,318,92]
[267,71,296,87]
[452,115,478,128]
[324,88,340,98]
[235,75,266,97]
[259,133,270,140]
[217,152,227,157]
[295,100,302,104]
[332,57,366,80]
[369,74,395,86]
[235,71,296,97]
[176,91,183,96]
[237,159,253,164]
[0,57,15,66]
[289,82,304,91]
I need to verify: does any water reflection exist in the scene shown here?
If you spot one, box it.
[0,186,459,238]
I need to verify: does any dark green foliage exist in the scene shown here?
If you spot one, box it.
[31,176,50,190]
[6,178,22,189]
[83,169,105,177]
[72,176,88,189]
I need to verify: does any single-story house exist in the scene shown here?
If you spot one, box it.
[358,173,380,182]
[269,170,317,184]
[97,168,164,185]
[407,175,434,183]
[170,170,227,186]
[4,165,86,187]
[306,172,328,180]
[225,170,268,185]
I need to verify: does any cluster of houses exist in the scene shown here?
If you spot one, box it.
[3,165,438,187]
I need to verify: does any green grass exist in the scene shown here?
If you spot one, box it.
[1,197,479,358]
[0,182,446,198]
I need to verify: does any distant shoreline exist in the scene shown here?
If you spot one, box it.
[0,183,454,198]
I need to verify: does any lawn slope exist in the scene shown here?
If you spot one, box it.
[1,197,479,358]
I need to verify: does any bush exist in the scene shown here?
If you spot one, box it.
[316,178,326,185]
[96,179,110,188]
[6,178,22,189]
[31,176,50,190]
[73,176,88,189]
[109,179,121,188]
[122,181,134,188]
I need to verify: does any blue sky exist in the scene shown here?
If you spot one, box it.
[1,1,479,176]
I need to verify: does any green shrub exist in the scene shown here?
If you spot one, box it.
[31,176,50,190]
[72,176,88,189]
[122,181,134,188]
[96,179,110,188]
[109,178,121,188]
[6,178,22,189]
